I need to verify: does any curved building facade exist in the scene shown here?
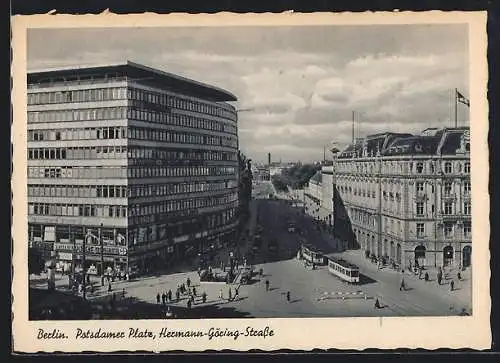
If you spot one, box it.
[27,61,239,275]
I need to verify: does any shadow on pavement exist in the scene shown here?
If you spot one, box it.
[358,274,378,285]
[88,296,253,319]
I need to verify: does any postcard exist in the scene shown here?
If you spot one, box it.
[11,11,490,352]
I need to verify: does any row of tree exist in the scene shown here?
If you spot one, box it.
[271,163,321,191]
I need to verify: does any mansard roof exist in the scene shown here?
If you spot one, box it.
[337,127,469,158]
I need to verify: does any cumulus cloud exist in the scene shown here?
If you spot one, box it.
[27,25,469,163]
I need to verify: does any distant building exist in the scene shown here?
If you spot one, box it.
[304,170,322,219]
[304,166,334,227]
[331,127,471,270]
[27,61,240,275]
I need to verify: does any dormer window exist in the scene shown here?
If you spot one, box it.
[444,162,452,174]
[415,143,423,152]
[416,162,424,173]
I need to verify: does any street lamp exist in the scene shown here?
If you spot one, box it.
[99,223,104,285]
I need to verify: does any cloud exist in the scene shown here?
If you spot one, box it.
[27,25,469,163]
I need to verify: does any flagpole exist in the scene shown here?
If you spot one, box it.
[454,88,458,128]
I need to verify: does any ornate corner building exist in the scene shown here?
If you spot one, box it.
[332,127,471,270]
[27,61,240,275]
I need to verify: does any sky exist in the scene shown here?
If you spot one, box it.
[27,25,469,163]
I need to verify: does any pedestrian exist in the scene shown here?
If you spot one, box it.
[418,268,423,279]
[187,299,192,309]
[187,277,191,288]
[176,290,180,302]
[156,292,161,304]
[234,287,239,300]
[265,279,269,291]
[425,272,429,282]
[400,277,405,291]
[286,291,290,302]
[162,293,166,305]
[193,287,197,296]
[457,271,462,281]
[438,275,442,285]
[202,291,207,303]
[108,282,112,293]
[374,298,381,309]
[450,280,455,291]
[168,289,172,301]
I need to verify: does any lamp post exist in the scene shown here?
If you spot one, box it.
[82,230,89,300]
[99,223,104,284]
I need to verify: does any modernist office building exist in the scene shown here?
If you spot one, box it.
[332,127,472,270]
[27,61,240,275]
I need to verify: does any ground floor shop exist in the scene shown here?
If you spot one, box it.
[353,226,472,270]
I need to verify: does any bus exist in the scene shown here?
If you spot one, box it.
[300,244,326,265]
[327,256,360,284]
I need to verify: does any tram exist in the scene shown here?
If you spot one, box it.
[327,256,360,284]
[300,244,326,266]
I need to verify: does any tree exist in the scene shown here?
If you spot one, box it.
[28,247,45,275]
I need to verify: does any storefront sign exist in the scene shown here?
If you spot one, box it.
[58,252,73,261]
[54,243,127,256]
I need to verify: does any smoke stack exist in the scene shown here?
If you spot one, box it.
[268,153,271,166]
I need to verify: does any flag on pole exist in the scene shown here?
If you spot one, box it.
[456,90,470,107]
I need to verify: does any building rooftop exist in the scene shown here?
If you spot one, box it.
[337,127,469,158]
[27,61,237,102]
[309,170,322,184]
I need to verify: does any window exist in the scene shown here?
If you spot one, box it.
[444,202,453,215]
[444,223,453,238]
[463,202,471,215]
[464,180,471,193]
[444,181,452,196]
[416,162,424,173]
[464,162,470,174]
[463,222,471,238]
[416,223,425,238]
[416,202,424,216]
[416,182,424,192]
[444,162,452,174]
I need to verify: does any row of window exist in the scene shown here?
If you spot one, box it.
[28,127,237,147]
[28,185,127,199]
[28,165,237,180]
[416,222,471,238]
[29,127,126,141]
[27,85,236,121]
[130,181,237,198]
[28,191,238,219]
[28,87,127,105]
[338,180,471,200]
[28,146,237,162]
[29,166,127,179]
[28,181,238,199]
[128,127,237,148]
[29,203,128,218]
[27,107,237,134]
[127,87,236,120]
[337,160,471,175]
[128,192,238,217]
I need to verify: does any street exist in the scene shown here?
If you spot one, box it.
[30,182,472,319]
